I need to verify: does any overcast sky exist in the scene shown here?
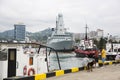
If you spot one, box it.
[0,0,120,35]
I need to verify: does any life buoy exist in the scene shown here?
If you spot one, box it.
[28,68,35,76]
[23,66,27,75]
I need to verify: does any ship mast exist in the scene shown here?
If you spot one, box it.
[85,24,88,40]
[56,17,58,33]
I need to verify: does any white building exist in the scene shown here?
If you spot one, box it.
[97,29,103,37]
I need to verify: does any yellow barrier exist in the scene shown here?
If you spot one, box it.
[109,61,113,65]
[71,67,79,72]
[55,70,64,76]
[84,66,87,70]
[35,73,46,80]
[98,60,103,63]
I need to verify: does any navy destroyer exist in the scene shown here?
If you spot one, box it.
[47,14,74,52]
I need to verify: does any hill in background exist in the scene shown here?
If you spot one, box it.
[0,28,52,43]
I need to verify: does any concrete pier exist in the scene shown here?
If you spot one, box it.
[46,64,120,80]
[4,61,120,80]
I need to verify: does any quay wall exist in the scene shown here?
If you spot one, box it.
[3,60,120,80]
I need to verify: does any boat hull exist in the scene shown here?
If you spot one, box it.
[47,40,74,52]
[75,49,97,58]
[75,52,86,57]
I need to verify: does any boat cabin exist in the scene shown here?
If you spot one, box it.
[105,43,120,60]
[0,42,61,80]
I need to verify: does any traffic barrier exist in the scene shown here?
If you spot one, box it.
[4,60,119,80]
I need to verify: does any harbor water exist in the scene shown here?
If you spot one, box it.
[49,52,84,71]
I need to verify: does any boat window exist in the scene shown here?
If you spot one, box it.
[0,51,7,61]
[114,49,118,52]
[29,57,33,65]
[10,51,15,61]
[114,48,120,52]
[118,48,120,52]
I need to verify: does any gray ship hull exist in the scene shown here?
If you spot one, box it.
[47,40,74,51]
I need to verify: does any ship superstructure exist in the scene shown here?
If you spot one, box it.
[47,14,74,51]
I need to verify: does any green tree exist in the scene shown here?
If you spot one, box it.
[75,38,80,43]
[98,37,107,50]
[93,38,99,48]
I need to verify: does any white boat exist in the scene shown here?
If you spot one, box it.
[47,14,74,51]
[105,42,120,60]
[0,42,61,80]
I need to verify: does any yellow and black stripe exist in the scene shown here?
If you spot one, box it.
[3,67,84,80]
[98,60,120,67]
[4,60,120,80]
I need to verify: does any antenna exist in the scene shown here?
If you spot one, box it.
[85,24,88,40]
[84,16,89,40]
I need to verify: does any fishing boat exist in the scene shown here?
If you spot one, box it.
[74,24,98,58]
